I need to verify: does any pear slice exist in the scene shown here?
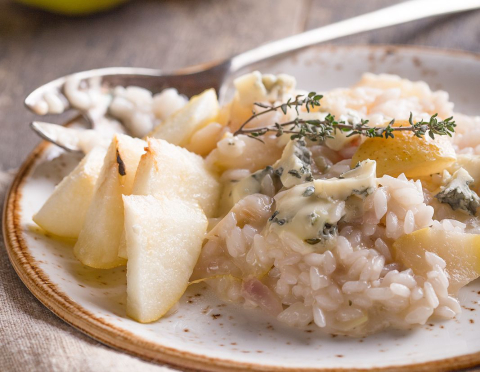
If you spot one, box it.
[149,88,219,146]
[33,147,106,238]
[352,120,456,178]
[123,195,207,323]
[133,138,220,217]
[73,134,145,269]
[117,138,220,259]
[393,227,480,293]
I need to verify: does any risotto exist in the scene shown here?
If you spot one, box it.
[33,71,480,336]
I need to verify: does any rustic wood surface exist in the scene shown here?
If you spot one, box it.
[0,0,479,170]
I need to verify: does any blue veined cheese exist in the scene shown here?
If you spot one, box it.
[450,154,480,186]
[435,167,480,215]
[225,139,312,207]
[233,71,296,107]
[267,160,377,252]
[229,166,283,205]
[314,160,377,200]
[268,183,346,253]
[273,139,313,188]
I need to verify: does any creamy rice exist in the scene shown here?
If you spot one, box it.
[194,72,478,336]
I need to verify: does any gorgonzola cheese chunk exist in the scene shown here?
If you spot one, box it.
[314,160,377,200]
[435,167,480,215]
[267,160,377,250]
[273,139,313,188]
[234,71,296,107]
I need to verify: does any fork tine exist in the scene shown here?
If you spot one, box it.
[25,76,70,114]
[24,63,231,117]
[30,121,83,152]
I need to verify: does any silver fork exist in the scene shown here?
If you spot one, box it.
[26,0,480,150]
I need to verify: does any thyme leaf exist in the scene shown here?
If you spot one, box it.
[233,93,456,142]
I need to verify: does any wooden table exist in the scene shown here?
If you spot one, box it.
[0,0,479,170]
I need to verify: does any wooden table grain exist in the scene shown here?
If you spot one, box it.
[0,0,479,170]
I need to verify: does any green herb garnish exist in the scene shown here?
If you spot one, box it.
[233,93,456,142]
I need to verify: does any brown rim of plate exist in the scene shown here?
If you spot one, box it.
[3,45,480,372]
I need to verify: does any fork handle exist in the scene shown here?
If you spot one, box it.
[230,0,480,71]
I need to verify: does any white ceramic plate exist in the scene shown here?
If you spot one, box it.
[4,45,480,372]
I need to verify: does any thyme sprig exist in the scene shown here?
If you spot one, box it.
[233,92,456,143]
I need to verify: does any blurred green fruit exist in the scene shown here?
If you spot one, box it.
[16,0,128,15]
